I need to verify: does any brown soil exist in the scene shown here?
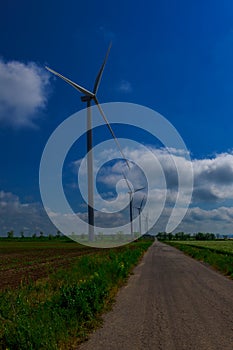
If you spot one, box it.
[0,245,99,290]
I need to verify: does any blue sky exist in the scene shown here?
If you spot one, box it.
[1,0,233,236]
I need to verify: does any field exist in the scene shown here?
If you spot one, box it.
[167,240,233,253]
[0,238,153,349]
[166,240,233,278]
[0,239,100,290]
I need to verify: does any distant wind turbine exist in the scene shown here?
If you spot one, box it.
[46,43,130,241]
[141,210,150,234]
[135,195,145,236]
[119,164,145,238]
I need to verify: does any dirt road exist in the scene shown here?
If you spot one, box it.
[78,241,233,350]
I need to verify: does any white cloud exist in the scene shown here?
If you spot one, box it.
[71,146,233,234]
[91,146,192,205]
[192,152,233,202]
[175,206,233,234]
[118,80,132,93]
[0,190,56,235]
[0,58,50,128]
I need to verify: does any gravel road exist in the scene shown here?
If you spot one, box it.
[78,241,233,350]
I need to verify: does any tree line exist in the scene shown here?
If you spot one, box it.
[3,230,62,240]
[156,231,217,241]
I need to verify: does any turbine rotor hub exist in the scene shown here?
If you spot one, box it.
[81,95,93,102]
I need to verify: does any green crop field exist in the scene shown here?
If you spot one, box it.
[169,240,233,254]
[166,240,233,280]
[0,238,153,349]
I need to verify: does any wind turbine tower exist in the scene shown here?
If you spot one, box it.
[135,195,145,236]
[46,44,129,241]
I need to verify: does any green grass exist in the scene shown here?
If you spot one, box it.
[169,240,233,254]
[166,240,233,278]
[0,240,152,350]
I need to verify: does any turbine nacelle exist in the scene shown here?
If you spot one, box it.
[81,95,93,102]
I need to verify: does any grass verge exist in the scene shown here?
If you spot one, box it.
[166,241,233,278]
[0,240,152,349]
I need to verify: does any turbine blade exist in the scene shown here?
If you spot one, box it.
[140,195,145,210]
[45,66,94,97]
[94,97,130,169]
[121,167,132,192]
[134,186,145,194]
[93,42,112,94]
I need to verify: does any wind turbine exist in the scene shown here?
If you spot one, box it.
[145,212,149,234]
[140,209,150,235]
[45,43,130,242]
[129,188,144,237]
[119,163,145,238]
[135,195,145,236]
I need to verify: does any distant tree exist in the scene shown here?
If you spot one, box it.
[175,232,185,240]
[195,232,216,240]
[56,230,61,239]
[157,231,192,241]
[183,233,191,240]
[7,230,14,239]
[32,233,37,239]
[206,233,215,240]
[156,232,168,240]
[195,232,205,240]
[168,232,173,240]
[48,234,53,240]
[20,231,24,239]
[39,231,44,238]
